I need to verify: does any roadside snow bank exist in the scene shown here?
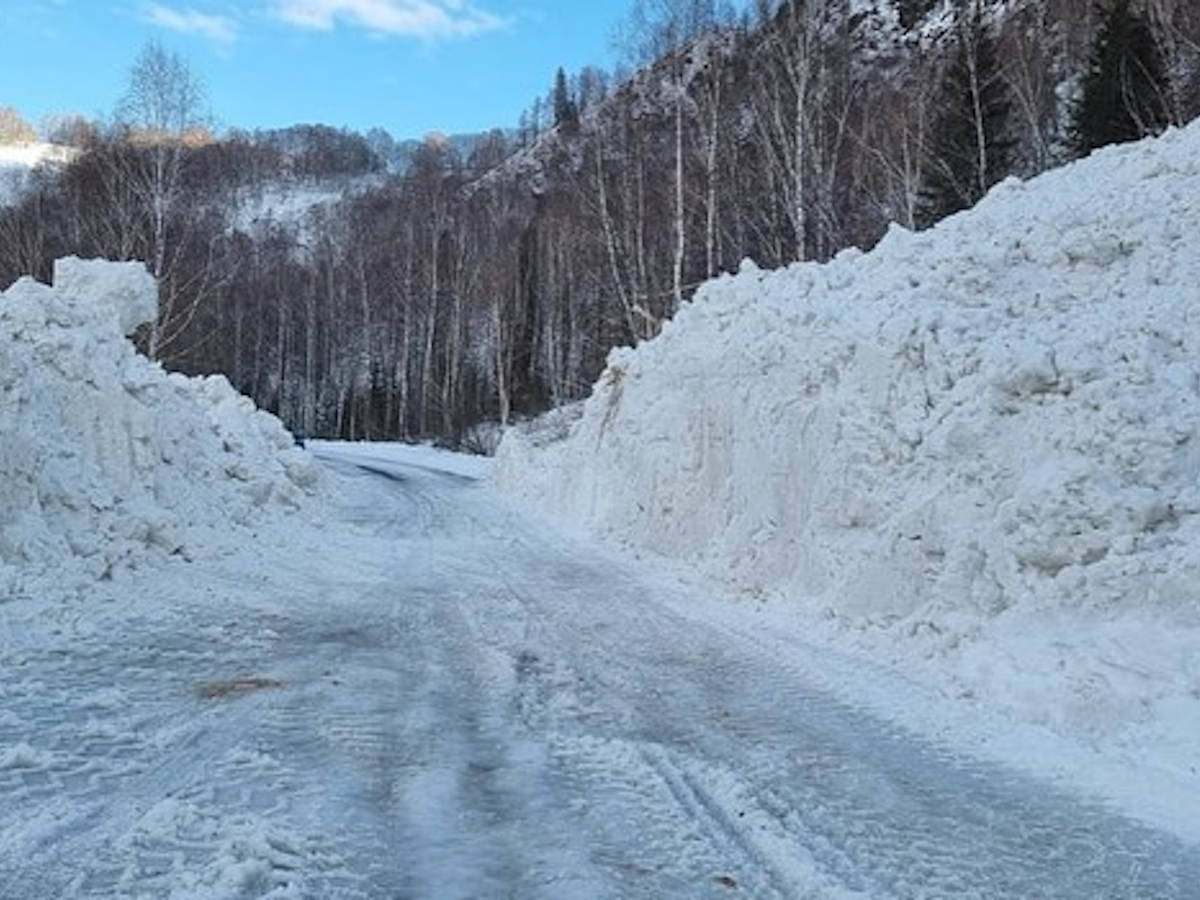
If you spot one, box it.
[0,258,321,599]
[495,124,1200,763]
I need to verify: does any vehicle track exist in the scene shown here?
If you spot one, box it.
[451,465,1200,899]
[0,600,356,898]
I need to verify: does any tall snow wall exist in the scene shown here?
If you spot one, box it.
[0,258,321,599]
[495,122,1200,639]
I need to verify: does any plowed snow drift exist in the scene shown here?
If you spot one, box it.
[0,257,320,601]
[496,122,1200,765]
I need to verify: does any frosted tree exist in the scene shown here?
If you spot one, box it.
[1000,1,1061,173]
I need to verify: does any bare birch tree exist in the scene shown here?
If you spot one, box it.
[115,41,208,360]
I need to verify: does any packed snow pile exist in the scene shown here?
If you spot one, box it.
[0,258,321,599]
[495,122,1200,756]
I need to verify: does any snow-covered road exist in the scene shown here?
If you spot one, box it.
[2,445,1197,898]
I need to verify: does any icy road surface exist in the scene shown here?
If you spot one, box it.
[2,444,1198,898]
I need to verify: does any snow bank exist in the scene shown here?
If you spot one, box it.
[495,123,1200,760]
[0,257,321,599]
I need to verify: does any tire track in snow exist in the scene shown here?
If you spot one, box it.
[475,572,855,897]
[465,492,1200,899]
[0,602,356,898]
[678,611,1200,900]
[639,742,854,898]
[541,732,752,897]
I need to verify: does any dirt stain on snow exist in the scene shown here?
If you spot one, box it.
[195,676,284,700]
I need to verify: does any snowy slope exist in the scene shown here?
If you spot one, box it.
[495,123,1200,769]
[0,143,76,207]
[0,143,75,168]
[230,178,370,237]
[0,258,321,602]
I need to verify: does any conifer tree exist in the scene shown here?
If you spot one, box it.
[552,67,579,132]
[895,0,938,32]
[1071,0,1170,155]
[917,1,1013,228]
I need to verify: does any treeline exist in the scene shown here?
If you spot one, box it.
[2,0,1198,447]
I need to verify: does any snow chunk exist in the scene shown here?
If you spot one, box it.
[52,256,158,337]
[0,743,51,770]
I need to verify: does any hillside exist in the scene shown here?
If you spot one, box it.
[0,143,76,207]
[1,1,1197,447]
[495,120,1200,775]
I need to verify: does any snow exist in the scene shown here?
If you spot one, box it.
[307,439,493,481]
[230,183,343,231]
[228,176,382,246]
[494,122,1200,798]
[1,436,1197,894]
[0,144,76,168]
[0,257,322,603]
[0,744,52,771]
[0,143,76,207]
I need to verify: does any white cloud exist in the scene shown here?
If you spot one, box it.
[269,0,506,40]
[143,4,239,44]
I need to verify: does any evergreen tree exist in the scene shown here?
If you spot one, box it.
[552,67,579,132]
[917,1,1014,228]
[895,0,939,32]
[1071,0,1170,155]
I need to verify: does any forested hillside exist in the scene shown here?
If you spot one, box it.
[2,0,1197,446]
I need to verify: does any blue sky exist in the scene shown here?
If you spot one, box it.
[3,1,646,140]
